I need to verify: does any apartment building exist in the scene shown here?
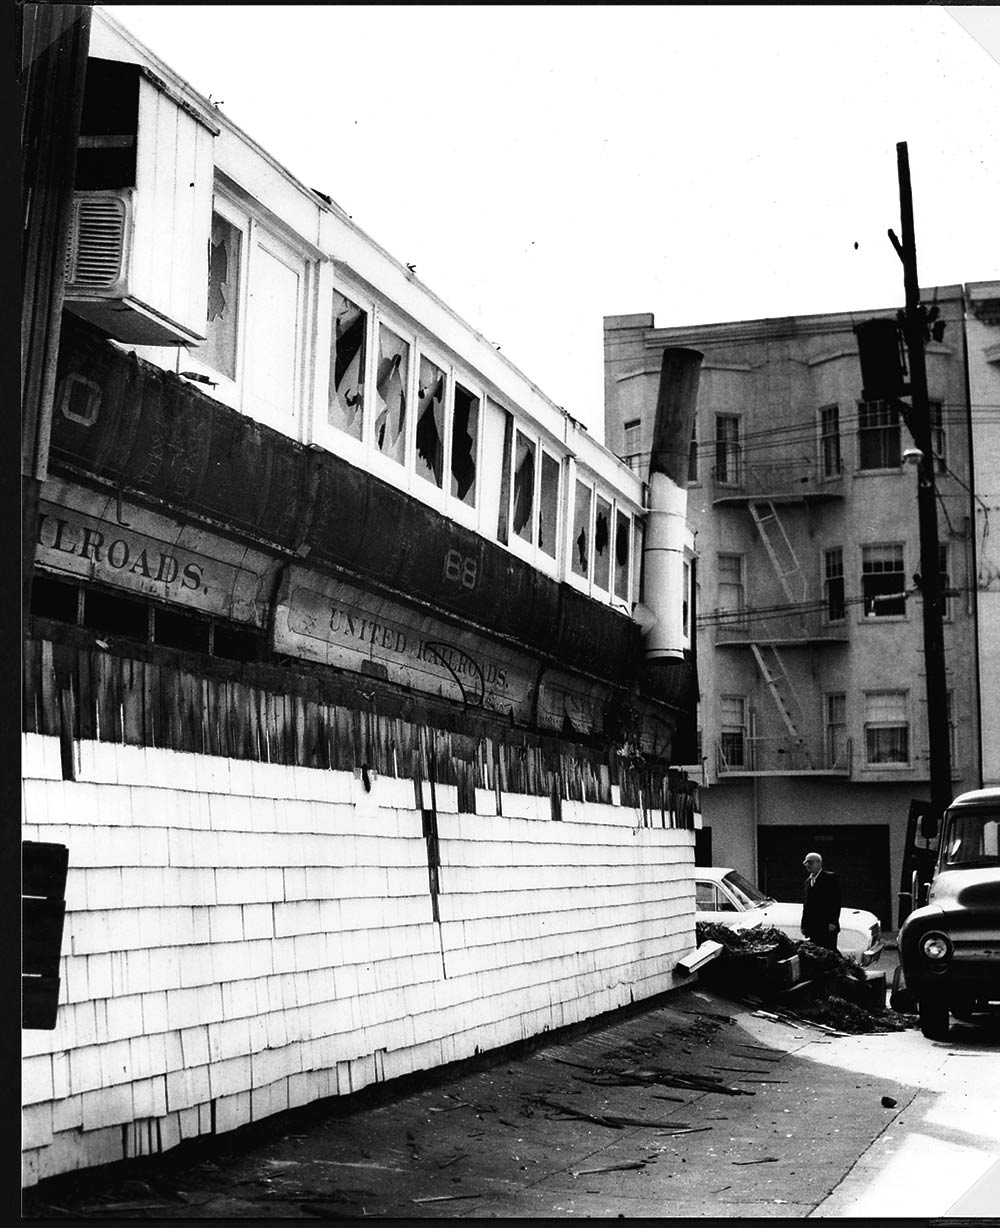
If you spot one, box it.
[605,288,988,927]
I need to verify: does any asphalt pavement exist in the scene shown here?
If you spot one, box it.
[23,973,1000,1220]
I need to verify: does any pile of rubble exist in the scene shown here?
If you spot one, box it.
[691,922,911,1035]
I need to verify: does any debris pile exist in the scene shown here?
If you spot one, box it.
[694,922,909,1034]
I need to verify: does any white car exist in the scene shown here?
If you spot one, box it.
[695,866,884,966]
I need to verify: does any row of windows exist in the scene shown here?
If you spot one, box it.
[176,197,643,610]
[30,575,263,662]
[717,689,954,770]
[623,401,948,484]
[715,542,952,623]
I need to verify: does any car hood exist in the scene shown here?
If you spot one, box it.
[745,901,879,930]
[928,868,1000,911]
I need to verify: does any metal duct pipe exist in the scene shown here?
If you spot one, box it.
[642,347,702,661]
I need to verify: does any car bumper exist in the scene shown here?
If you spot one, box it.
[859,940,884,968]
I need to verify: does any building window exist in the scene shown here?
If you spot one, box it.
[718,553,746,629]
[862,544,905,617]
[329,289,367,439]
[374,325,410,464]
[614,509,631,601]
[572,480,592,579]
[864,690,909,764]
[720,695,747,768]
[688,421,699,484]
[415,355,446,487]
[857,399,901,470]
[824,547,845,622]
[451,383,479,506]
[826,693,847,768]
[204,211,242,380]
[820,404,841,477]
[623,418,641,474]
[593,495,612,591]
[930,400,946,474]
[715,414,741,485]
[512,430,537,542]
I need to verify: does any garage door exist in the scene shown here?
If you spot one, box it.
[756,825,891,928]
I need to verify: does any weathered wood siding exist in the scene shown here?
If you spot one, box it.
[22,637,695,1185]
[22,733,695,1185]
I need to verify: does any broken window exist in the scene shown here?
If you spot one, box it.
[329,290,367,438]
[374,326,409,464]
[451,384,479,505]
[512,431,536,542]
[572,480,592,579]
[415,356,446,487]
[593,496,612,590]
[204,211,241,380]
[539,451,559,559]
[614,510,631,601]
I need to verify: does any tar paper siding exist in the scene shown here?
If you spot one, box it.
[21,732,694,1185]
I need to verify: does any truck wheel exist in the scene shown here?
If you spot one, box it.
[918,998,950,1040]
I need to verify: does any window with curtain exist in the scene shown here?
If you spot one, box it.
[864,691,909,764]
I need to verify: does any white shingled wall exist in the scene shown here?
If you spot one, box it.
[21,733,695,1186]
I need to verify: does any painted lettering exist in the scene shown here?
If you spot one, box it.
[129,548,153,578]
[155,554,179,584]
[107,539,130,569]
[181,563,202,589]
[78,527,105,562]
[50,518,78,555]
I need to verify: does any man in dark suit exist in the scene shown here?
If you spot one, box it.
[801,851,841,950]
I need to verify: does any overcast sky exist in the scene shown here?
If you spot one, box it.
[104,4,999,439]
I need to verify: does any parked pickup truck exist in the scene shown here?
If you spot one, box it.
[893,787,1000,1039]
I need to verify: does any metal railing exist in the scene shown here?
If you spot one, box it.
[711,459,843,499]
[715,735,852,776]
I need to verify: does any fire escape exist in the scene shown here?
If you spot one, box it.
[713,430,847,776]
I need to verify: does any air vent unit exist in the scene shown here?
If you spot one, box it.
[65,190,132,294]
[63,57,217,346]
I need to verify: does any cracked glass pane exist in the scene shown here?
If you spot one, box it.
[572,480,591,578]
[614,509,630,599]
[451,384,479,505]
[539,451,559,558]
[416,355,446,486]
[375,325,409,464]
[594,496,612,590]
[330,290,367,438]
[204,212,241,380]
[513,431,536,542]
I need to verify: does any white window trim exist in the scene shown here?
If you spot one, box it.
[862,689,911,768]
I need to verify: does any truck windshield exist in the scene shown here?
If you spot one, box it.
[724,871,773,908]
[941,807,1000,869]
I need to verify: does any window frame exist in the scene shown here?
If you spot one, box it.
[714,413,742,487]
[719,693,748,769]
[860,542,907,620]
[819,403,842,479]
[823,546,846,624]
[503,422,562,580]
[863,689,910,767]
[856,398,902,472]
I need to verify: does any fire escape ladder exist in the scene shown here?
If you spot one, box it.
[750,642,813,767]
[749,500,808,605]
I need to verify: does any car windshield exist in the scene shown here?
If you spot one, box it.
[941,807,1000,869]
[723,871,773,908]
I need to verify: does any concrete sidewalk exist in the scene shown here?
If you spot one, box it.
[25,981,960,1220]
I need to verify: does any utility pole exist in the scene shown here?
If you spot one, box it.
[888,141,953,821]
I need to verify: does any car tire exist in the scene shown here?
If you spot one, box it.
[918,998,950,1040]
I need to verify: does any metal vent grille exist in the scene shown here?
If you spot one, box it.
[67,194,127,288]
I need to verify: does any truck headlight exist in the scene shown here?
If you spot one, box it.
[920,932,952,962]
